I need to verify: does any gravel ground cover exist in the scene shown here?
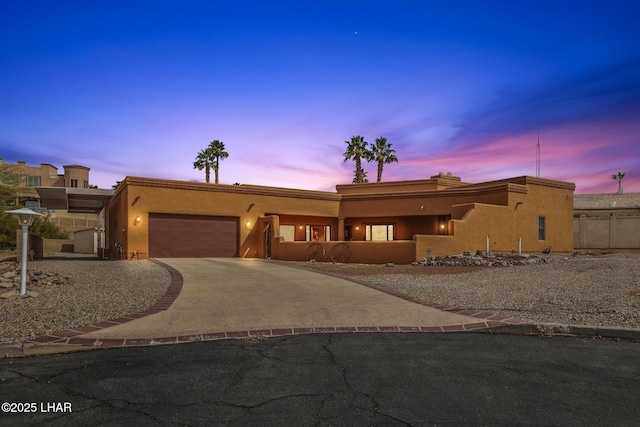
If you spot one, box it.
[1,253,638,346]
[273,252,640,329]
[0,259,170,344]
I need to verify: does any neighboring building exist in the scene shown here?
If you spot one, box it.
[104,173,575,263]
[574,192,640,249]
[0,158,98,234]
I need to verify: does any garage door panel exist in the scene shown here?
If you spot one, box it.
[149,214,238,258]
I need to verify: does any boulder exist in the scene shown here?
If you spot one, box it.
[0,290,19,299]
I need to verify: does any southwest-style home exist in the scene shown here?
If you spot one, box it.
[1,158,102,234]
[102,173,575,263]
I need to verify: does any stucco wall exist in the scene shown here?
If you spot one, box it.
[574,214,640,249]
[108,175,575,261]
[416,181,574,256]
[274,240,416,264]
[108,178,341,259]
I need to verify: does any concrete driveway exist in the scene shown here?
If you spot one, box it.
[80,258,496,340]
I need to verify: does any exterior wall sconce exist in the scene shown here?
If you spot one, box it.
[355,226,360,230]
[420,205,424,211]
[134,215,141,225]
[299,225,303,229]
[245,221,252,230]
[439,223,446,231]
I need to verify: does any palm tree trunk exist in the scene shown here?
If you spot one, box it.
[355,156,362,183]
[205,165,210,184]
[377,160,383,182]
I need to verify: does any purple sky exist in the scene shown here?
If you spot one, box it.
[1,1,639,194]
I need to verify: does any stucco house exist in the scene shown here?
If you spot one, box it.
[103,173,575,263]
[1,158,101,234]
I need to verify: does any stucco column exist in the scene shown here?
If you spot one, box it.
[338,217,345,241]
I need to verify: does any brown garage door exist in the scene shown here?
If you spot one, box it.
[148,213,239,258]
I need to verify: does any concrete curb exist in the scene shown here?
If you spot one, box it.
[482,323,640,341]
[3,323,639,359]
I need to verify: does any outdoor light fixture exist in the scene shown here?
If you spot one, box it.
[440,223,445,230]
[245,221,251,230]
[6,208,43,296]
[134,215,141,225]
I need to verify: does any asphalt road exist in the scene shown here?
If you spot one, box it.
[1,333,639,426]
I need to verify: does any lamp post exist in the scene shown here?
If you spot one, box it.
[6,208,43,296]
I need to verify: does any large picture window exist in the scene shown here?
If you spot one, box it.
[279,225,295,242]
[365,224,394,241]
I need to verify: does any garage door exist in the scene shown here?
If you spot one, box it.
[148,213,239,258]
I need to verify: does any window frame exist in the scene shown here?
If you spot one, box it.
[538,216,546,241]
[365,224,395,241]
[26,175,42,187]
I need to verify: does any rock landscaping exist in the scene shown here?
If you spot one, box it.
[0,259,171,344]
[412,251,548,267]
[0,262,72,299]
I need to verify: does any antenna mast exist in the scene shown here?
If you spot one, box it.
[536,129,540,178]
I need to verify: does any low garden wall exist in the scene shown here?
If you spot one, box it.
[272,240,416,264]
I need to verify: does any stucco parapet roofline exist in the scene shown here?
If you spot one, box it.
[340,182,529,200]
[63,164,90,171]
[122,176,342,201]
[461,176,575,191]
[335,178,470,194]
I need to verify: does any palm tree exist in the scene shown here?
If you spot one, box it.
[193,140,229,184]
[208,140,229,184]
[370,137,398,182]
[352,168,369,184]
[611,171,625,194]
[193,147,214,183]
[343,135,372,184]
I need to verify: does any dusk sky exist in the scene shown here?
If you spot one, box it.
[1,1,639,194]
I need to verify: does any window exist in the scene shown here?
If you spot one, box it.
[25,200,39,209]
[279,225,295,242]
[70,179,78,188]
[305,225,331,241]
[365,224,394,241]
[538,217,546,240]
[26,176,41,187]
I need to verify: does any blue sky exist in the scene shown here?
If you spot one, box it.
[1,1,639,193]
